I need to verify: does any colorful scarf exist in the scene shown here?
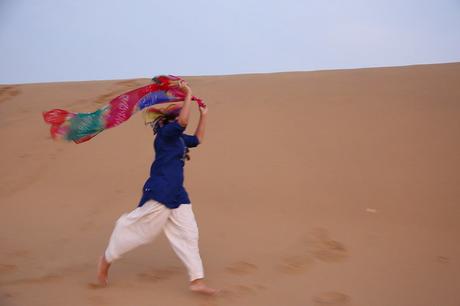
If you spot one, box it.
[42,75,204,143]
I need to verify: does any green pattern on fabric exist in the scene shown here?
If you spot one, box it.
[66,108,106,141]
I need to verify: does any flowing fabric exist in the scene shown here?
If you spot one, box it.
[42,75,204,143]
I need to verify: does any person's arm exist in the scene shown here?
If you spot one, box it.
[195,105,208,144]
[177,81,193,127]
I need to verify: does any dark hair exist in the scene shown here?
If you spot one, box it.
[151,113,177,135]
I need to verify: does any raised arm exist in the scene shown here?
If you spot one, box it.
[195,105,208,144]
[177,81,193,127]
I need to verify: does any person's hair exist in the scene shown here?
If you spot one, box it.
[151,113,177,135]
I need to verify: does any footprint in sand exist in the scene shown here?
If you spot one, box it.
[436,256,449,264]
[19,153,31,159]
[225,261,258,275]
[313,291,351,306]
[1,292,14,306]
[7,250,30,258]
[306,228,348,262]
[0,86,21,103]
[278,255,314,274]
[0,273,61,286]
[219,283,267,301]
[137,267,181,283]
[0,264,17,273]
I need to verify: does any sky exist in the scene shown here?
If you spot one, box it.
[0,0,459,84]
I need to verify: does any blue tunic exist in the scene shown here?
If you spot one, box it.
[138,121,200,209]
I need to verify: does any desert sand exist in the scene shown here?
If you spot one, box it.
[1,63,459,306]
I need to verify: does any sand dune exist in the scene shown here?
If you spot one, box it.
[1,63,459,306]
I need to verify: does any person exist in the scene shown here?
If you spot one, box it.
[96,80,218,295]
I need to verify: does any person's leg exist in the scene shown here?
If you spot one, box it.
[97,200,170,285]
[163,204,219,295]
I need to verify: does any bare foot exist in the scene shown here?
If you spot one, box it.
[189,279,220,296]
[97,255,111,287]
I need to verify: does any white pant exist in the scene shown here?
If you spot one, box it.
[104,200,204,281]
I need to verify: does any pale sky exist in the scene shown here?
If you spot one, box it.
[1,0,459,84]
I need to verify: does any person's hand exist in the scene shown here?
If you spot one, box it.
[199,104,208,115]
[178,80,192,95]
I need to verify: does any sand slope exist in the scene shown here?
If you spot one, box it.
[1,63,460,306]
